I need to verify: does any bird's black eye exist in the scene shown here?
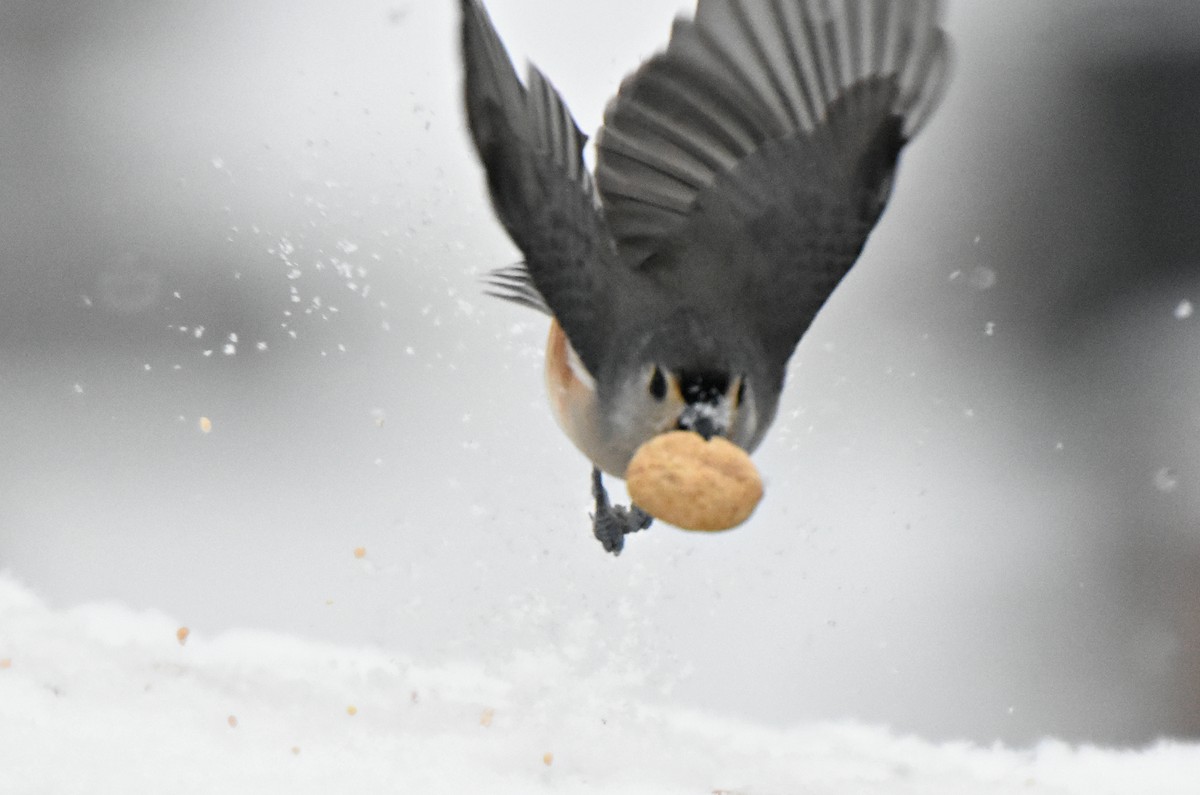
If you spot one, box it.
[649,366,667,401]
[735,379,746,406]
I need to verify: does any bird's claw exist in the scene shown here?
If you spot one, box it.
[590,467,653,555]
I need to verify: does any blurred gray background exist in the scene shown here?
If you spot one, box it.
[2,0,1200,745]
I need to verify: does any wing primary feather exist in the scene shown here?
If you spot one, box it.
[632,58,764,156]
[483,289,553,314]
[726,0,803,132]
[687,29,787,141]
[843,0,865,85]
[771,1,820,132]
[829,1,854,96]
[839,1,865,123]
[598,135,705,210]
[898,2,937,90]
[866,0,889,75]
[461,0,618,373]
[618,98,741,175]
[526,66,593,195]
[481,263,552,315]
[590,0,950,272]
[796,1,835,111]
[600,110,720,191]
[901,29,951,138]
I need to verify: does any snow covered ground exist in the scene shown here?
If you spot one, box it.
[2,574,1198,794]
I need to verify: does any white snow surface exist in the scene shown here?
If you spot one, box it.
[1,576,1197,794]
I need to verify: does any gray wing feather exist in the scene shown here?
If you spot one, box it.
[482,263,552,315]
[594,0,948,372]
[595,0,949,270]
[461,0,616,373]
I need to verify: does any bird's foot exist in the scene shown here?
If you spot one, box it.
[590,467,653,555]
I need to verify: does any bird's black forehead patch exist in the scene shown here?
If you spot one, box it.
[677,369,732,404]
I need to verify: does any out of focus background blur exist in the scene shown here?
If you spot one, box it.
[2,0,1200,746]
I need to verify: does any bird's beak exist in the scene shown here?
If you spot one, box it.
[677,402,727,441]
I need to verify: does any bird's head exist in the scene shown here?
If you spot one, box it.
[599,320,770,471]
[548,312,778,478]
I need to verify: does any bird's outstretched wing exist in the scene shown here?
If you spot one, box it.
[595,0,950,370]
[460,0,619,375]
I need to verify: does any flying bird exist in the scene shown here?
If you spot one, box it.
[460,0,950,554]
